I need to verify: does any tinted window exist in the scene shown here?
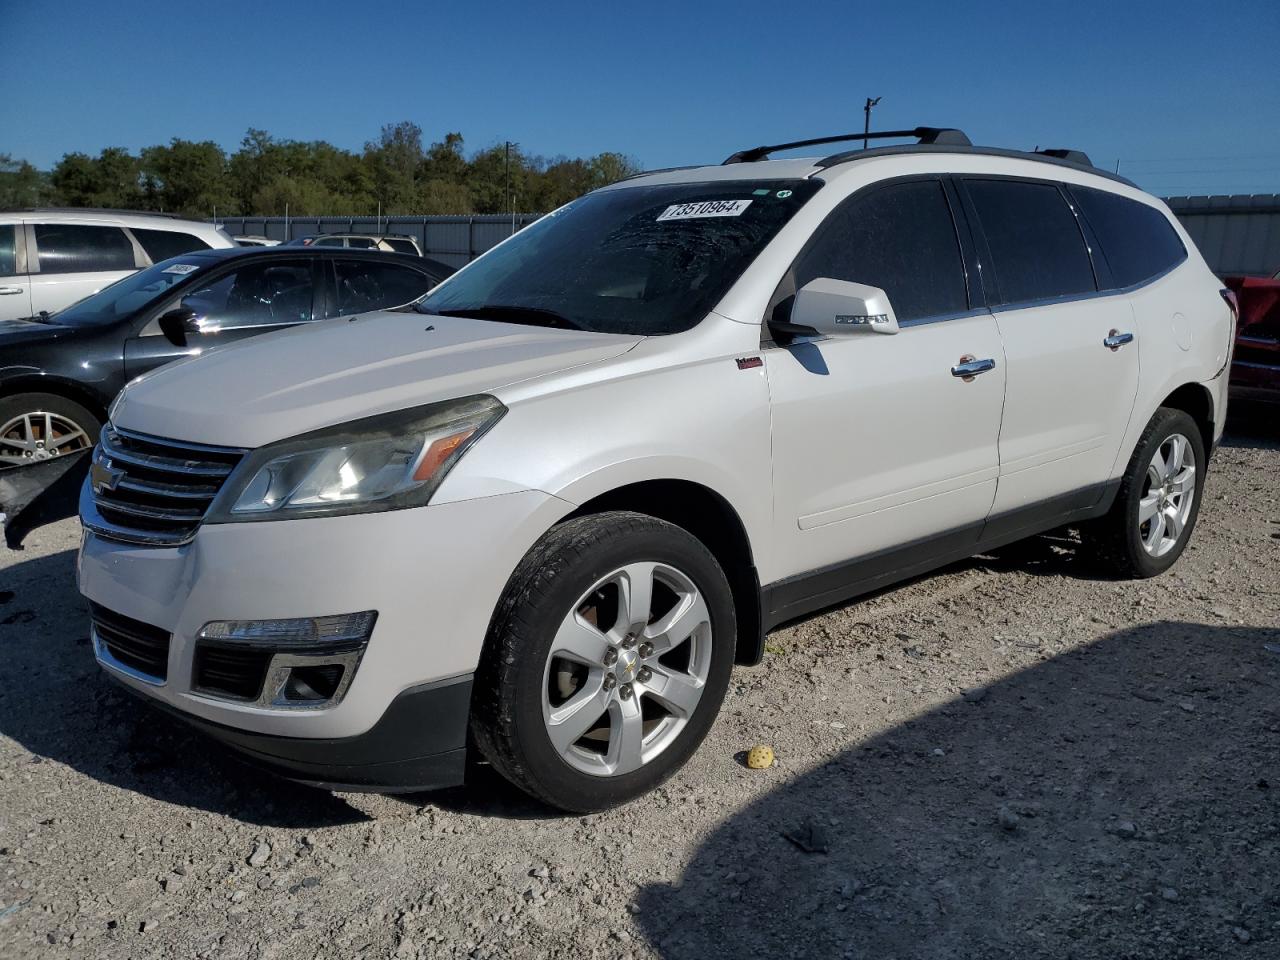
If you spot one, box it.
[313,236,344,248]
[55,260,204,327]
[35,223,135,274]
[794,179,968,322]
[383,237,418,255]
[346,237,377,249]
[334,260,433,315]
[179,260,314,329]
[0,225,16,277]
[133,228,211,263]
[965,180,1095,305]
[1070,187,1186,288]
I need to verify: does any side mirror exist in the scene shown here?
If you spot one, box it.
[781,278,900,338]
[157,307,200,347]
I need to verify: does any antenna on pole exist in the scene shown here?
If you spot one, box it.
[863,96,883,149]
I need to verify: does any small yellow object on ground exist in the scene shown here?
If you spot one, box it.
[746,744,774,769]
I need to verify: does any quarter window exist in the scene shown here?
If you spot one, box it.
[132,228,211,264]
[1069,187,1186,288]
[34,223,136,274]
[333,260,434,315]
[965,180,1096,304]
[0,225,17,277]
[179,260,315,329]
[794,179,968,322]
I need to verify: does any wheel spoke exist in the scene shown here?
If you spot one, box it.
[1144,510,1166,551]
[552,614,611,667]
[644,591,710,655]
[1164,504,1185,541]
[1138,494,1160,523]
[1169,466,1195,497]
[616,562,657,637]
[47,426,88,451]
[605,696,646,775]
[642,665,703,718]
[546,674,609,755]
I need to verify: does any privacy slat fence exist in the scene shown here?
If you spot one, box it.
[217,196,1280,277]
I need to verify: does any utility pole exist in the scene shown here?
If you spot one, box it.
[504,141,514,235]
[863,96,882,149]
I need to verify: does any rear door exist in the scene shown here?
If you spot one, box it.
[958,177,1139,524]
[0,223,32,320]
[124,257,322,379]
[765,177,1006,599]
[28,221,141,315]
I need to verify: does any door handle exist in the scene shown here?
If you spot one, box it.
[1103,329,1134,350]
[0,286,23,295]
[951,356,996,380]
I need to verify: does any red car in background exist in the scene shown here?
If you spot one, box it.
[1224,272,1280,405]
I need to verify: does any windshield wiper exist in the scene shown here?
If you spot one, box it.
[426,304,584,331]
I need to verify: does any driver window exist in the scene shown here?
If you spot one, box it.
[179,261,315,330]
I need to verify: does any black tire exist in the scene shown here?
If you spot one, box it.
[471,511,737,812]
[0,392,101,468]
[1085,407,1206,578]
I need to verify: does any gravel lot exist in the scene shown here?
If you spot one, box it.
[1,416,1277,960]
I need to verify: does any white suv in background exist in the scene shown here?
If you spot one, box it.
[77,128,1234,812]
[0,209,234,321]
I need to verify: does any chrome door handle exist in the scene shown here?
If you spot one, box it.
[1103,330,1134,350]
[0,287,23,295]
[951,357,996,379]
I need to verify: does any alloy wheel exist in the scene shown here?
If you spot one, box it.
[541,561,712,777]
[1138,432,1196,558]
[0,411,93,468]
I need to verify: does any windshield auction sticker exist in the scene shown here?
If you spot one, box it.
[162,263,199,274]
[656,199,753,221]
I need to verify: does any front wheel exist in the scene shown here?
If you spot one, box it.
[1085,407,1206,578]
[0,393,100,469]
[471,511,736,812]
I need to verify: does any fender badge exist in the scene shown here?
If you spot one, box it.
[736,356,763,370]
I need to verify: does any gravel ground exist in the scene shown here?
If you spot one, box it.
[1,417,1277,960]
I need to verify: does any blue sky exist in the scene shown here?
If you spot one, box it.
[4,0,1279,198]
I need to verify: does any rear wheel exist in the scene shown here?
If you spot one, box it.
[0,393,100,469]
[1085,407,1205,578]
[471,511,736,812]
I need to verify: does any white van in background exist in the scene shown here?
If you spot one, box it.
[0,210,234,321]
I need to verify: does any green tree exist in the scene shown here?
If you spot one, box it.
[141,139,234,217]
[0,155,51,208]
[364,121,424,213]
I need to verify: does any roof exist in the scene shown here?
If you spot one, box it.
[176,245,454,276]
[0,208,223,228]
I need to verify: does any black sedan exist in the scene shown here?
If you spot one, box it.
[0,246,453,470]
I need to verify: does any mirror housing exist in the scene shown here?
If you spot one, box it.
[157,307,200,347]
[783,278,899,338]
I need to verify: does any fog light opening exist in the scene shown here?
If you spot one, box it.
[283,664,346,702]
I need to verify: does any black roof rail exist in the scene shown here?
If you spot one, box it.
[0,207,184,219]
[723,127,971,164]
[1035,148,1094,168]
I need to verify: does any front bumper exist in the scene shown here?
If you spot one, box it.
[113,672,474,792]
[78,484,569,743]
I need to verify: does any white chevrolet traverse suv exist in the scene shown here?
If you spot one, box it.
[78,128,1234,811]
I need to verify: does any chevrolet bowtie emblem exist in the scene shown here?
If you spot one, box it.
[90,459,124,495]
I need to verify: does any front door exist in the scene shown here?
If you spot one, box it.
[124,258,321,380]
[0,224,32,321]
[766,178,1005,604]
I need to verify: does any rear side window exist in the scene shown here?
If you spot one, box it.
[313,237,344,247]
[1069,187,1186,288]
[34,223,136,274]
[333,260,434,315]
[347,237,377,249]
[965,180,1096,305]
[383,237,418,255]
[132,228,211,263]
[794,179,968,322]
[179,260,315,328]
[0,225,17,277]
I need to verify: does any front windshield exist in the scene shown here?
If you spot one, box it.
[417,179,822,335]
[54,259,206,327]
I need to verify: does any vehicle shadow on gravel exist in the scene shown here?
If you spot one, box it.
[0,548,369,828]
[635,620,1280,960]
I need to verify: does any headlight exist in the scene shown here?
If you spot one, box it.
[206,395,505,522]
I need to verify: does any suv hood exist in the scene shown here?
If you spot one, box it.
[112,311,641,448]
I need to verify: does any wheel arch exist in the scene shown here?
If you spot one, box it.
[0,373,111,425]
[563,478,766,666]
[1157,382,1215,453]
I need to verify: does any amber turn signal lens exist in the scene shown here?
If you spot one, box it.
[412,428,476,482]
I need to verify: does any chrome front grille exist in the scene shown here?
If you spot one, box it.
[86,426,246,546]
